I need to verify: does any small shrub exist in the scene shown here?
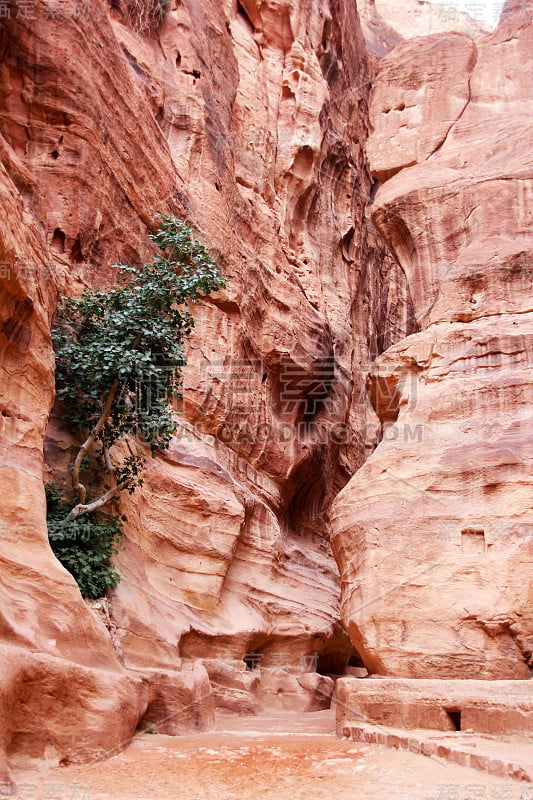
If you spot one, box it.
[52,215,224,518]
[125,0,169,33]
[46,486,123,600]
[48,215,224,598]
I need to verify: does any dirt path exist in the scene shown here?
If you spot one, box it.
[10,711,528,800]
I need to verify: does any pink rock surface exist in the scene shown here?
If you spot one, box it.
[0,644,145,767]
[336,677,533,736]
[0,0,405,776]
[259,669,335,711]
[367,33,477,182]
[1,0,529,778]
[331,0,533,679]
[356,0,489,58]
[138,664,215,735]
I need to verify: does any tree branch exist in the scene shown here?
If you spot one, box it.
[70,333,143,505]
[70,378,119,505]
[67,480,130,519]
[103,445,115,477]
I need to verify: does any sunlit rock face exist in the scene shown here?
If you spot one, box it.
[0,0,411,772]
[356,0,489,58]
[97,0,409,696]
[331,0,533,679]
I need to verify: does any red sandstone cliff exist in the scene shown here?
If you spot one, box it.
[0,0,409,778]
[332,0,533,680]
[357,0,489,57]
[0,0,531,783]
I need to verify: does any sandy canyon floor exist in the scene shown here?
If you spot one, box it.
[9,711,529,800]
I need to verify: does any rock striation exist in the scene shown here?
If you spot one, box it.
[1,0,530,780]
[336,678,533,736]
[356,0,489,58]
[331,0,533,679]
[0,0,409,778]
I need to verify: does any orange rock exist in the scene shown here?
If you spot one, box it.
[0,0,399,776]
[331,0,533,679]
[357,0,489,57]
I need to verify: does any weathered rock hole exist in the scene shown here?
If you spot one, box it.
[1,296,34,349]
[176,52,181,68]
[283,449,328,538]
[51,228,66,253]
[70,238,84,263]
[461,528,485,554]
[50,150,59,160]
[445,709,462,731]
[292,145,315,179]
[341,227,355,262]
[243,653,261,671]
[317,654,344,676]
[321,18,332,51]
[348,652,365,669]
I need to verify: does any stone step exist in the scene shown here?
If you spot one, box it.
[341,721,533,783]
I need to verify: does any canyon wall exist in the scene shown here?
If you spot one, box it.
[1,0,530,780]
[356,0,488,58]
[332,0,533,679]
[0,0,411,776]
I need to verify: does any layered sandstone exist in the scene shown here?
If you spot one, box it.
[357,0,489,57]
[336,677,533,736]
[0,102,148,779]
[2,0,529,781]
[0,0,407,778]
[331,0,533,679]
[64,0,406,695]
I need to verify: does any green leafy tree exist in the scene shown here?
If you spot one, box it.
[46,485,123,599]
[48,216,224,596]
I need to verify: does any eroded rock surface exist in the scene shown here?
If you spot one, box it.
[336,677,533,736]
[1,0,529,778]
[331,0,533,679]
[357,0,489,57]
[0,0,406,776]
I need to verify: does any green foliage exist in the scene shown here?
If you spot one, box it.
[48,216,224,598]
[52,215,224,490]
[46,486,123,599]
